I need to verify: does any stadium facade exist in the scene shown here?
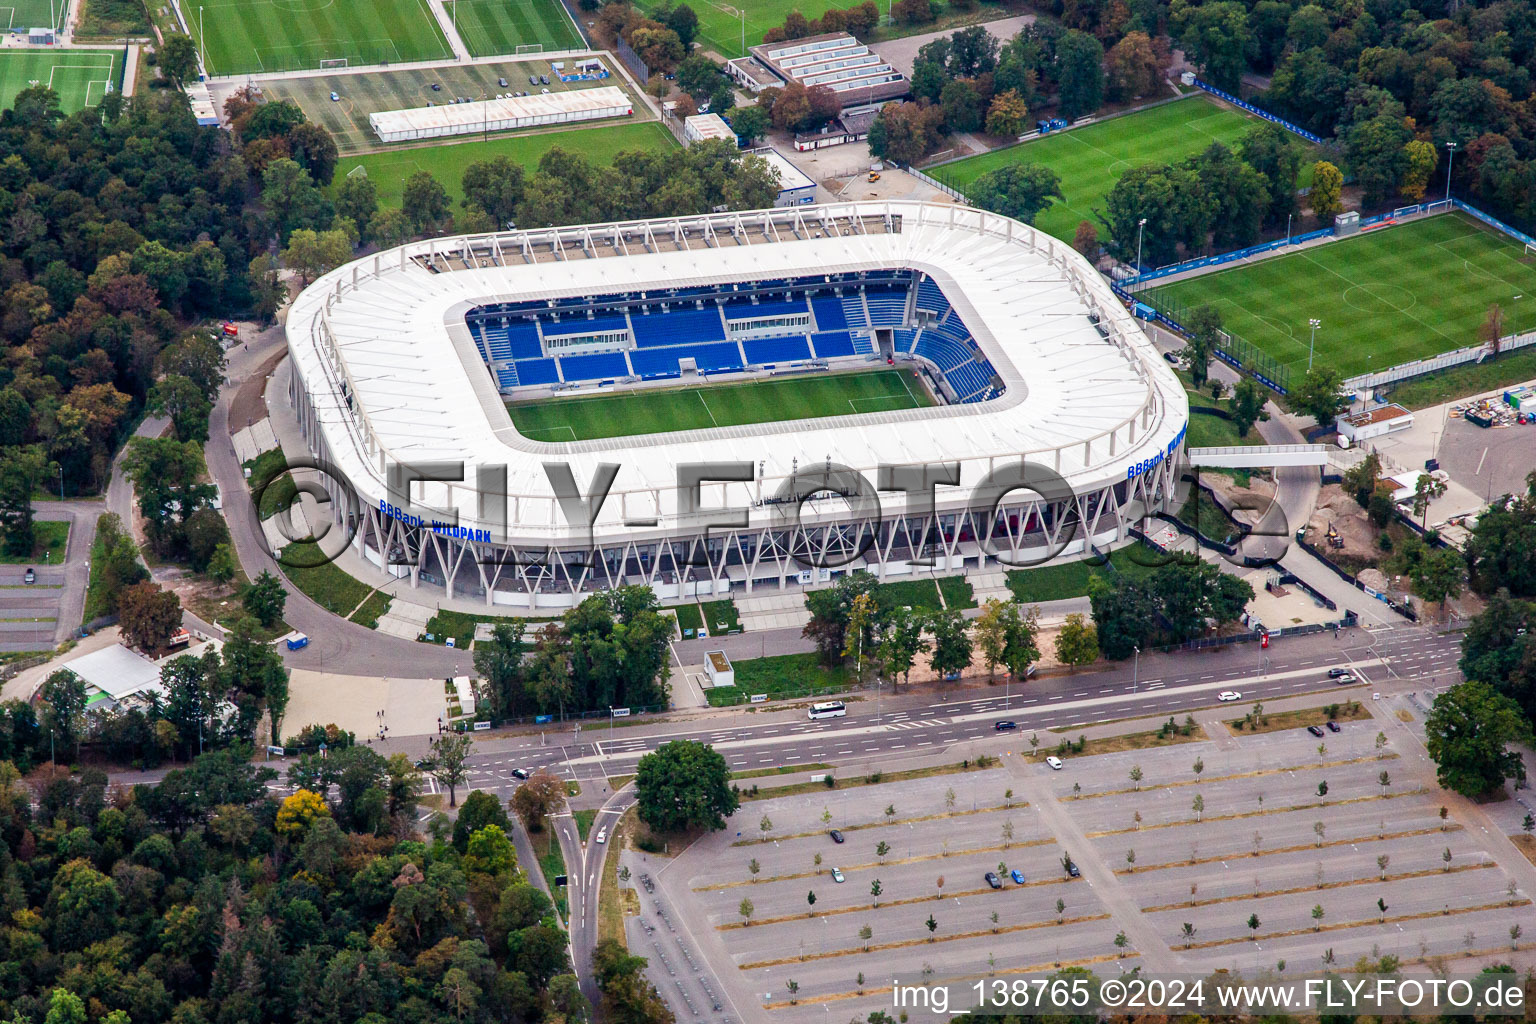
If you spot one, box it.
[285,201,1189,609]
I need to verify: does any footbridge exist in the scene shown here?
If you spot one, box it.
[1187,444,1332,468]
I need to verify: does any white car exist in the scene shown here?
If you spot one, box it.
[1045,756,1064,770]
[1217,690,1242,702]
[831,868,845,883]
[594,828,607,845]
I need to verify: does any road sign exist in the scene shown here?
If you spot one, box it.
[473,721,491,731]
[612,707,631,718]
[553,874,568,887]
[535,715,553,724]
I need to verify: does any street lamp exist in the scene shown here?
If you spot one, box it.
[57,465,63,500]
[1444,141,1457,202]
[1135,218,1147,272]
[1132,645,1140,693]
[1308,318,1321,372]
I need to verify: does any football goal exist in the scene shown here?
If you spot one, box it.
[515,43,543,54]
[320,57,349,68]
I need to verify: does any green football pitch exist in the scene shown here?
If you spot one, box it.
[1140,212,1536,381]
[633,0,849,57]
[444,0,581,57]
[333,121,674,208]
[1,0,65,31]
[508,369,934,441]
[192,0,451,75]
[0,49,120,113]
[932,95,1320,245]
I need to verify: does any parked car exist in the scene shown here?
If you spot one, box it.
[994,720,1017,731]
[1045,756,1064,770]
[511,767,530,779]
[829,829,844,843]
[1218,690,1242,702]
[1307,724,1326,737]
[22,568,34,584]
[595,828,607,845]
[831,868,845,883]
[984,872,1002,890]
[539,74,549,85]
[529,75,538,84]
[432,82,441,90]
[1325,720,1341,733]
[1009,869,1025,885]
[498,77,508,87]
[329,91,339,101]
[1064,860,1081,878]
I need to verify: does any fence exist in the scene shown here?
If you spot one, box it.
[1118,280,1293,393]
[1295,535,1417,621]
[905,164,969,203]
[1121,226,1335,288]
[613,36,649,88]
[1190,79,1326,145]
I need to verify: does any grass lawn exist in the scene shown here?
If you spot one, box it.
[333,121,675,209]
[700,598,741,633]
[263,59,628,155]
[1004,545,1187,603]
[670,603,703,635]
[348,590,392,629]
[2,0,67,31]
[281,540,376,617]
[420,606,554,645]
[937,575,976,609]
[1386,346,1536,409]
[193,0,451,75]
[1227,699,1368,735]
[0,520,68,565]
[932,95,1318,245]
[870,577,943,613]
[0,49,122,114]
[444,0,581,57]
[1142,213,1536,381]
[510,369,932,441]
[530,825,568,918]
[705,651,852,706]
[1175,487,1238,543]
[574,807,597,841]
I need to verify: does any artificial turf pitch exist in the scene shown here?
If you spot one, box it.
[508,369,934,441]
[0,49,120,113]
[1,0,65,31]
[932,95,1319,245]
[193,0,452,75]
[633,0,850,57]
[444,0,581,57]
[1140,212,1536,381]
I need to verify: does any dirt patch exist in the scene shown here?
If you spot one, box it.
[1203,474,1276,527]
[229,345,288,434]
[1305,483,1381,567]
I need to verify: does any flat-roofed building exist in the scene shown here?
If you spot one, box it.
[369,87,632,143]
[747,33,907,110]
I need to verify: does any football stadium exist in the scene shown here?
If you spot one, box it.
[285,201,1189,608]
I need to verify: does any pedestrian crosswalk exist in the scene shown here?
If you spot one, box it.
[883,718,946,731]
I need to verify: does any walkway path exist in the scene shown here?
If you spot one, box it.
[426,0,472,62]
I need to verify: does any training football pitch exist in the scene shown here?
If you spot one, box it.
[444,0,580,57]
[633,0,848,57]
[332,120,674,208]
[261,59,629,154]
[0,49,120,113]
[193,0,451,75]
[508,369,934,440]
[932,95,1320,245]
[1140,213,1536,381]
[1,0,65,31]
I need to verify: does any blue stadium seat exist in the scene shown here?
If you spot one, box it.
[864,288,908,326]
[916,279,949,315]
[496,365,519,389]
[945,360,995,401]
[811,331,855,358]
[631,308,725,348]
[840,294,869,329]
[723,298,809,321]
[544,315,630,339]
[852,334,875,355]
[684,342,744,371]
[513,358,560,386]
[810,296,848,331]
[892,328,920,353]
[559,352,630,382]
[743,336,812,364]
[480,322,544,360]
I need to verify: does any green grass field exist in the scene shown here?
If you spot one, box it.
[1142,213,1536,381]
[933,95,1319,245]
[0,49,121,113]
[193,0,451,75]
[445,0,580,57]
[1,0,66,31]
[332,120,674,207]
[508,369,933,441]
[263,59,628,154]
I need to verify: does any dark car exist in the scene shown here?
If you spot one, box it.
[431,82,441,91]
[498,77,508,87]
[1325,720,1341,733]
[829,829,844,844]
[994,720,1017,731]
[529,75,538,84]
[984,872,1002,890]
[539,74,549,85]
[511,767,531,779]
[1307,724,1326,737]
[23,568,34,584]
[1065,861,1081,878]
[1327,667,1350,678]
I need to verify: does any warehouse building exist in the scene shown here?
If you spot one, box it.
[745,33,908,111]
[750,148,816,206]
[369,86,632,143]
[683,112,737,145]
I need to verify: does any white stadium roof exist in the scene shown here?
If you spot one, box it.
[287,202,1187,545]
[368,87,631,141]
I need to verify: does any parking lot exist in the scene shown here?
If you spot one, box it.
[639,705,1534,1023]
[0,563,64,652]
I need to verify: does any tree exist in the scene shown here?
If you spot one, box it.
[925,913,937,939]
[1192,793,1204,821]
[1114,931,1129,955]
[842,592,878,682]
[1181,922,1197,947]
[1173,0,1249,91]
[0,447,45,557]
[403,171,452,234]
[939,79,984,133]
[806,889,816,915]
[424,732,474,807]
[1311,904,1325,930]
[511,771,567,829]
[1129,765,1143,790]
[156,33,199,86]
[1409,547,1464,612]
[880,606,928,691]
[1346,115,1411,207]
[147,374,212,443]
[985,90,1030,136]
[728,103,770,145]
[1073,221,1099,257]
[634,739,738,833]
[1231,379,1269,438]
[868,101,944,166]
[927,609,973,683]
[1425,680,1531,798]
[968,163,1063,224]
[280,227,352,286]
[118,582,182,652]
[1055,613,1099,670]
[858,924,872,949]
[243,569,287,628]
[1309,160,1344,221]
[875,840,890,862]
[738,897,754,925]
[1104,31,1165,102]
[1055,31,1105,119]
[1247,913,1260,933]
[870,879,882,905]
[1291,365,1346,426]
[1240,123,1303,227]
[1399,138,1437,201]
[1182,304,1223,385]
[262,158,334,241]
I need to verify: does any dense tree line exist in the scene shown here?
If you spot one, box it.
[0,742,606,1024]
[1087,556,1254,659]
[472,585,672,720]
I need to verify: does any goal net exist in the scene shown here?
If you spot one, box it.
[320,57,349,69]
[1524,242,1536,261]
[515,43,543,54]
[346,164,369,179]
